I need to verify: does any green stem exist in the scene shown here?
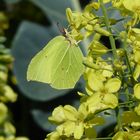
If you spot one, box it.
[119,100,133,106]
[71,0,89,55]
[99,0,123,131]
[83,59,113,72]
[124,83,133,110]
[99,0,118,59]
[116,107,122,131]
[122,32,135,110]
[123,32,133,78]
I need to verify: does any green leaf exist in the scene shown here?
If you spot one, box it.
[27,35,84,89]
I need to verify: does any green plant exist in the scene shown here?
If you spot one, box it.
[27,0,140,139]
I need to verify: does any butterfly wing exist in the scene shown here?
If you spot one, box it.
[27,35,84,89]
[51,43,84,89]
[27,36,65,83]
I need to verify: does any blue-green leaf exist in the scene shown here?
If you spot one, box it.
[30,0,81,26]
[32,110,56,131]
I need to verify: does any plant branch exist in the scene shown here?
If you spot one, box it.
[99,0,118,59]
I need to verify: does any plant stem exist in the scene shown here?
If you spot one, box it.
[99,0,123,131]
[124,33,132,72]
[83,59,113,72]
[119,100,133,106]
[71,0,89,55]
[116,107,122,131]
[123,32,134,83]
[124,83,133,110]
[99,0,118,59]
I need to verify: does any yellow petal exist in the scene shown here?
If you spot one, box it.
[64,105,78,121]
[74,122,84,139]
[103,93,118,109]
[123,0,140,12]
[46,131,60,140]
[135,104,140,115]
[134,83,140,99]
[133,64,140,80]
[48,106,66,124]
[57,121,75,137]
[88,72,104,91]
[105,78,121,93]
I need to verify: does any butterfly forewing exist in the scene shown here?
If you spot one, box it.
[27,36,64,83]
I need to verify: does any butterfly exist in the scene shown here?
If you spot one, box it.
[27,33,84,89]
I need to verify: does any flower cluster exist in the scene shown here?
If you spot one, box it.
[46,104,105,140]
[45,0,140,139]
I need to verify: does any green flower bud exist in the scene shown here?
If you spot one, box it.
[94,26,111,36]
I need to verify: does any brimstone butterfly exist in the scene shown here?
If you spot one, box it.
[27,34,84,89]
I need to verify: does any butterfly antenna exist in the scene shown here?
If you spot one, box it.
[56,22,67,37]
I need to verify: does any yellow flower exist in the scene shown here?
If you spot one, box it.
[113,131,140,140]
[47,104,102,139]
[48,105,85,139]
[133,64,140,80]
[102,0,111,3]
[112,0,124,8]
[134,83,140,100]
[85,91,118,114]
[123,0,140,24]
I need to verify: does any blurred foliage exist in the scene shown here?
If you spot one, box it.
[0,11,29,140]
